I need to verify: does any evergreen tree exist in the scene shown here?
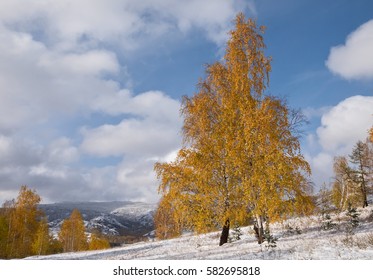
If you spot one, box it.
[58,209,88,252]
[231,223,243,241]
[264,226,278,249]
[155,13,314,246]
[322,214,336,231]
[346,203,360,229]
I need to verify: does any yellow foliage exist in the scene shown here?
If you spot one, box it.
[6,186,43,258]
[58,209,88,252]
[154,13,314,240]
[88,233,110,250]
[32,217,50,256]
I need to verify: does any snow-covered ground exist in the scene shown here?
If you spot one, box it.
[28,205,373,260]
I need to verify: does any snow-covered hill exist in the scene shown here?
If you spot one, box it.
[29,205,373,260]
[39,201,156,237]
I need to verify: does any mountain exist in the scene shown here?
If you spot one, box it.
[39,201,156,241]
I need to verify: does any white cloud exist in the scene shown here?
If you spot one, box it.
[0,135,11,156]
[47,138,79,164]
[0,0,253,49]
[41,50,120,76]
[82,90,182,158]
[326,19,373,80]
[306,152,334,187]
[0,25,122,132]
[302,106,332,120]
[306,95,373,188]
[81,118,180,157]
[29,164,67,179]
[91,90,180,120]
[316,95,373,153]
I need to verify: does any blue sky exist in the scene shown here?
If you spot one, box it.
[0,0,372,204]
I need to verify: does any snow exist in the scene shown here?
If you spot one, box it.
[39,201,156,237]
[27,205,373,260]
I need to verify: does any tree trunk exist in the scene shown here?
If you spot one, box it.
[253,216,264,244]
[219,219,230,246]
[360,182,368,208]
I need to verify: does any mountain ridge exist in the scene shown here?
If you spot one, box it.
[39,201,157,239]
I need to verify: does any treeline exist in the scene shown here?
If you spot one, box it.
[0,186,109,259]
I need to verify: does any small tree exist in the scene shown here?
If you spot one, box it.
[318,183,333,214]
[58,209,88,252]
[346,203,360,229]
[322,214,336,231]
[231,223,243,241]
[32,217,51,256]
[264,225,278,249]
[88,233,110,250]
[331,156,358,210]
[6,186,42,258]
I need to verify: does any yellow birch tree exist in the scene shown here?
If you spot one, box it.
[31,217,51,256]
[6,186,42,258]
[58,209,88,252]
[155,13,313,245]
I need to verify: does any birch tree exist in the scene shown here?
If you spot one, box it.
[155,13,313,245]
[58,209,88,252]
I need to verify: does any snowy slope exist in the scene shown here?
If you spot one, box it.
[28,205,373,260]
[39,201,156,237]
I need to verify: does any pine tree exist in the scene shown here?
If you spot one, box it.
[322,214,336,231]
[346,203,360,229]
[264,225,278,249]
[231,223,243,241]
[58,209,88,252]
[154,13,314,246]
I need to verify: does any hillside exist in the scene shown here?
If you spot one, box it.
[28,205,373,260]
[39,201,156,239]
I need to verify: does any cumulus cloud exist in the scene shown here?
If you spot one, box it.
[0,25,121,132]
[0,0,253,49]
[82,90,182,158]
[316,95,373,153]
[326,19,373,80]
[306,95,373,187]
